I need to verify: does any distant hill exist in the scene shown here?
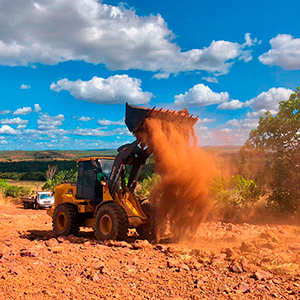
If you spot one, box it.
[0,150,118,162]
[0,147,241,181]
[0,146,241,162]
[202,145,241,153]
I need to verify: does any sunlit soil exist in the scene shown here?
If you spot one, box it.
[0,203,299,299]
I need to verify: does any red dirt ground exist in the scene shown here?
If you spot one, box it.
[0,204,300,299]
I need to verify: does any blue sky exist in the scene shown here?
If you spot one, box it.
[0,0,300,150]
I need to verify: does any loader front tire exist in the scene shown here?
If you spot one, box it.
[95,202,128,241]
[136,201,156,241]
[53,203,80,236]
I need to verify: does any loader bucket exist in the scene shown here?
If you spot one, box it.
[125,103,198,133]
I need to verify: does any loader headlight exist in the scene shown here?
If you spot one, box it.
[101,181,108,193]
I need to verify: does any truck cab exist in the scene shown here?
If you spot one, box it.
[36,191,54,209]
[22,191,54,209]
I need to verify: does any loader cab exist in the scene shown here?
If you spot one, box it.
[76,157,115,203]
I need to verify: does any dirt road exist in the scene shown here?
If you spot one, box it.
[0,204,299,299]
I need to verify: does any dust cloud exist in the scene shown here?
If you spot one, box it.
[138,117,218,240]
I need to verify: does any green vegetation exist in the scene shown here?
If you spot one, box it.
[211,175,259,221]
[0,160,76,173]
[0,178,31,198]
[0,149,117,181]
[0,172,46,181]
[0,179,9,189]
[240,87,300,217]
[42,169,77,191]
[212,175,259,208]
[135,174,161,199]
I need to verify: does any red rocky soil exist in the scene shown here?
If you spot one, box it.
[0,204,300,299]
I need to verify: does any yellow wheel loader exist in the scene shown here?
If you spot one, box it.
[47,103,197,241]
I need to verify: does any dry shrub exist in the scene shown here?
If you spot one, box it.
[0,190,12,206]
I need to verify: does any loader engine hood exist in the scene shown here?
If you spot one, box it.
[125,103,198,134]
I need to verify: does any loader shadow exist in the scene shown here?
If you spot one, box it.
[19,229,146,244]
[19,229,95,242]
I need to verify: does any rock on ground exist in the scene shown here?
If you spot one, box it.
[0,204,299,299]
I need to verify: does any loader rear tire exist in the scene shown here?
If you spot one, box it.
[95,202,128,241]
[136,201,156,241]
[53,203,80,236]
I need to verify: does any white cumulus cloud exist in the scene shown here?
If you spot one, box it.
[72,127,129,137]
[217,100,243,110]
[12,104,41,116]
[176,36,255,77]
[174,84,230,106]
[12,107,32,116]
[37,114,65,130]
[0,117,29,125]
[0,110,10,116]
[244,87,293,116]
[202,77,218,83]
[97,118,125,126]
[51,75,153,104]
[197,118,216,125]
[78,116,94,121]
[259,34,300,70]
[0,125,19,135]
[0,0,256,77]
[20,84,31,89]
[225,118,258,130]
[34,104,42,112]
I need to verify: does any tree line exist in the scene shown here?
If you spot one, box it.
[0,160,77,181]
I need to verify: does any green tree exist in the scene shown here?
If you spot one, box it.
[42,169,77,191]
[246,87,300,153]
[243,87,300,214]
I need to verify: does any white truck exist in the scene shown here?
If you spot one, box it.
[22,191,54,209]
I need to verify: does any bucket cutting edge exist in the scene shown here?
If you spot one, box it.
[125,103,198,133]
